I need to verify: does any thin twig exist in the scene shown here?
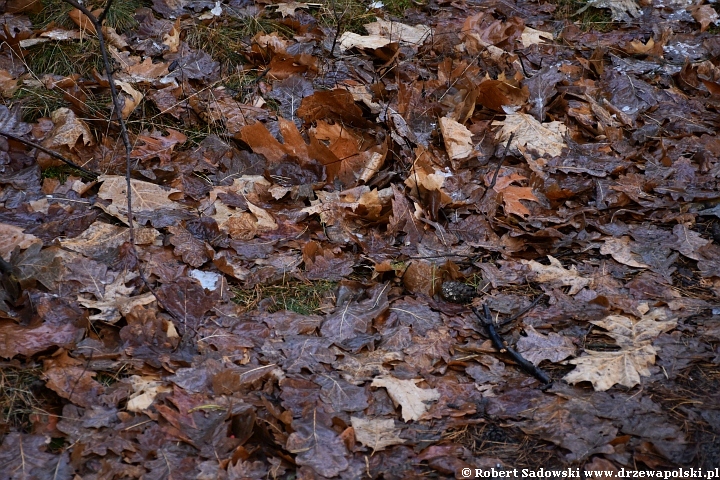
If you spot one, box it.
[61,0,184,334]
[488,131,516,191]
[0,130,98,179]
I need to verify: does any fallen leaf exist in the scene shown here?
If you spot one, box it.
[439,117,473,160]
[286,414,349,477]
[78,272,155,323]
[516,326,576,365]
[564,309,677,390]
[600,236,650,268]
[96,175,184,224]
[43,108,94,150]
[126,375,172,412]
[493,112,566,158]
[131,129,186,164]
[0,222,37,260]
[274,1,310,18]
[522,255,591,295]
[351,417,406,452]
[521,27,553,47]
[371,376,441,422]
[688,4,719,32]
[363,18,432,46]
[115,80,144,118]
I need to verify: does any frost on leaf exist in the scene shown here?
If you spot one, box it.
[577,0,641,21]
[564,309,677,391]
[371,376,440,422]
[351,417,406,452]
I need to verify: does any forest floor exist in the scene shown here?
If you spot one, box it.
[0,0,720,477]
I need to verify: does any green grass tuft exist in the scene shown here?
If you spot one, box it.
[233,280,337,315]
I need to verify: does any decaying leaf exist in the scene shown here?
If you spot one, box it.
[600,236,650,268]
[371,376,440,422]
[516,326,576,365]
[351,417,406,452]
[564,309,677,391]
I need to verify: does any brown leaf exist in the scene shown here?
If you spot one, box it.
[157,277,219,333]
[516,326,576,365]
[688,4,719,32]
[522,255,591,295]
[44,350,105,408]
[493,112,566,158]
[321,283,389,342]
[131,129,186,165]
[0,222,37,260]
[78,271,155,323]
[286,413,349,477]
[168,224,211,267]
[43,107,94,150]
[302,241,355,281]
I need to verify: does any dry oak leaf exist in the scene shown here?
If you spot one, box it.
[491,172,540,217]
[97,175,183,224]
[688,5,719,32]
[61,221,160,258]
[126,375,172,412]
[131,129,186,164]
[493,112,566,158]
[311,120,386,186]
[522,255,590,295]
[600,236,649,268]
[286,415,349,477]
[521,27,553,47]
[274,1,310,17]
[351,417,406,452]
[363,18,432,46]
[516,326,576,365]
[371,376,440,422]
[43,107,93,150]
[0,222,37,260]
[439,117,473,160]
[78,271,155,323]
[115,80,143,119]
[564,309,677,391]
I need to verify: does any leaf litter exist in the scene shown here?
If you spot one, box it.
[0,0,719,475]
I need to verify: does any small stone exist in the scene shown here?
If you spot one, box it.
[440,281,477,304]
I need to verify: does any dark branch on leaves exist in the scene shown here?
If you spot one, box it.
[488,131,516,191]
[0,130,98,179]
[472,303,551,385]
[61,0,185,335]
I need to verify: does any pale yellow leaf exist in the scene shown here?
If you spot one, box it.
[371,376,440,422]
[351,417,406,452]
[439,117,473,160]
